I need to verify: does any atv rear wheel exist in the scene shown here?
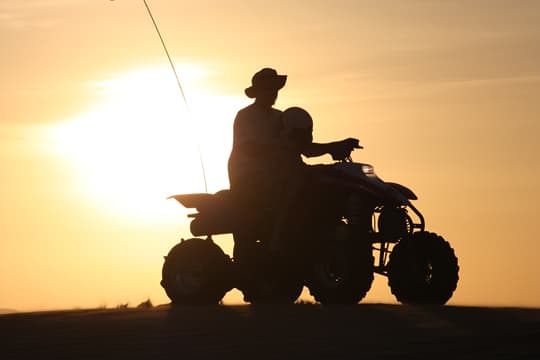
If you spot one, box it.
[161,238,233,305]
[306,224,374,305]
[388,231,459,305]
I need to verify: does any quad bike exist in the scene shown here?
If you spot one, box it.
[160,150,459,306]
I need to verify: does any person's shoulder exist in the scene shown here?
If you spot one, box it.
[236,103,257,117]
[239,103,257,112]
[236,104,282,119]
[234,104,252,121]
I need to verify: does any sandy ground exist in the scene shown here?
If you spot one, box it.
[1,304,538,359]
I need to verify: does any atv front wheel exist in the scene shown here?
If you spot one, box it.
[161,238,233,305]
[388,231,459,305]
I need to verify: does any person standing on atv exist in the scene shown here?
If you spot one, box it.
[228,67,359,260]
[227,67,287,203]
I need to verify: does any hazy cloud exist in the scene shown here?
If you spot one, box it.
[376,35,540,84]
[0,0,91,29]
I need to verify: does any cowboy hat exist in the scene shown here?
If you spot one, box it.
[244,68,287,98]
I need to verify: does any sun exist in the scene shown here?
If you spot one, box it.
[48,65,246,223]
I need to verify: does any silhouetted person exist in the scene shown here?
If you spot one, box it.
[228,68,286,202]
[228,68,359,261]
[271,106,359,252]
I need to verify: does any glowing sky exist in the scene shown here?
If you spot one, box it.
[1,0,539,311]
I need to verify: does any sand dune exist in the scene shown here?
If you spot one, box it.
[1,304,538,359]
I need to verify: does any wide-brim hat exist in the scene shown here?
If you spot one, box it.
[244,68,287,98]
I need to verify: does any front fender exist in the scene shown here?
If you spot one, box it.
[387,182,418,200]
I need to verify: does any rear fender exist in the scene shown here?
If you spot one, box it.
[168,193,214,209]
[168,191,238,236]
[168,190,232,210]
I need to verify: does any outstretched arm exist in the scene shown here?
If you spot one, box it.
[302,142,333,157]
[302,138,361,160]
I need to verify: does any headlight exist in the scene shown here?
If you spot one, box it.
[362,164,375,175]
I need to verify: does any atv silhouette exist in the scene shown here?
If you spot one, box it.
[161,151,459,305]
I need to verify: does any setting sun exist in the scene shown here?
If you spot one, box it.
[48,66,244,223]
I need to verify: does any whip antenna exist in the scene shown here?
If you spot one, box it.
[142,0,209,193]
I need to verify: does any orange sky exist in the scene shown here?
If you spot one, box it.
[1,0,539,311]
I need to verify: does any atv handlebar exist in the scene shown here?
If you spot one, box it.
[331,138,362,162]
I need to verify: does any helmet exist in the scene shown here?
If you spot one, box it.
[282,107,312,131]
[281,107,313,148]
